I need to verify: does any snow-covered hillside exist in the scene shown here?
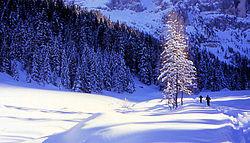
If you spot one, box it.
[186,11,250,64]
[65,0,171,37]
[65,0,250,64]
[0,73,249,143]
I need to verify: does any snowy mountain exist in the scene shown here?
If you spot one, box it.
[181,1,250,64]
[0,0,249,93]
[65,0,250,63]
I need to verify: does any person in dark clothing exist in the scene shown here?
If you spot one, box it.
[199,95,203,103]
[206,95,211,106]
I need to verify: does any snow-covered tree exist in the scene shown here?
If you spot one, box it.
[31,48,41,83]
[50,34,62,78]
[42,47,52,84]
[3,0,247,93]
[81,50,92,93]
[138,45,152,85]
[102,50,112,91]
[11,60,19,81]
[73,59,83,92]
[60,48,70,89]
[87,47,101,92]
[111,51,135,93]
[158,11,197,108]
[0,36,11,74]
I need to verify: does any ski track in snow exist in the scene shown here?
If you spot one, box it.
[0,74,249,143]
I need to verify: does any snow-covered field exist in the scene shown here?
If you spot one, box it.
[0,74,249,143]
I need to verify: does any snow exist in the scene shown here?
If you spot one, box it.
[65,0,250,63]
[0,73,250,143]
[65,0,170,37]
[140,0,155,11]
[187,12,250,63]
[65,0,109,8]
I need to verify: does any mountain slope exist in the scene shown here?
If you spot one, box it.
[65,0,250,63]
[65,0,171,37]
[0,0,162,93]
[63,0,250,91]
[0,0,249,92]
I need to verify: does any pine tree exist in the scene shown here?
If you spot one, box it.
[0,37,11,74]
[60,48,70,89]
[50,34,62,78]
[11,60,19,81]
[73,59,83,92]
[111,51,125,93]
[138,45,152,85]
[102,50,112,91]
[67,40,78,89]
[87,47,98,92]
[81,50,92,93]
[95,49,104,90]
[78,27,92,93]
[31,48,41,83]
[158,12,197,108]
[42,47,52,84]
[111,51,135,93]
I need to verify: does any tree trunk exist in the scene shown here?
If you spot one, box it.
[181,91,183,105]
[175,74,179,109]
[175,92,178,108]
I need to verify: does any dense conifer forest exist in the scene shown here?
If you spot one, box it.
[0,0,161,93]
[0,0,249,93]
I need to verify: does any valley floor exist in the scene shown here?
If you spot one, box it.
[0,74,249,143]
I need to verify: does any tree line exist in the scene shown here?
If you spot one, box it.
[190,47,250,91]
[0,0,161,93]
[0,0,249,94]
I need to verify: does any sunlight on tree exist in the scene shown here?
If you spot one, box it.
[158,11,197,109]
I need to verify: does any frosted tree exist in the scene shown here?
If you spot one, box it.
[50,34,62,78]
[11,60,19,81]
[42,47,52,84]
[0,37,11,74]
[158,11,197,109]
[138,45,152,85]
[81,50,92,93]
[111,51,135,93]
[73,59,83,92]
[87,47,101,92]
[31,48,41,83]
[60,48,70,89]
[102,50,112,91]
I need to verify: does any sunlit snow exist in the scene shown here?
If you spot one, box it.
[0,73,249,143]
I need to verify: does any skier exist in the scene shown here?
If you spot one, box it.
[199,95,203,103]
[205,95,211,106]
